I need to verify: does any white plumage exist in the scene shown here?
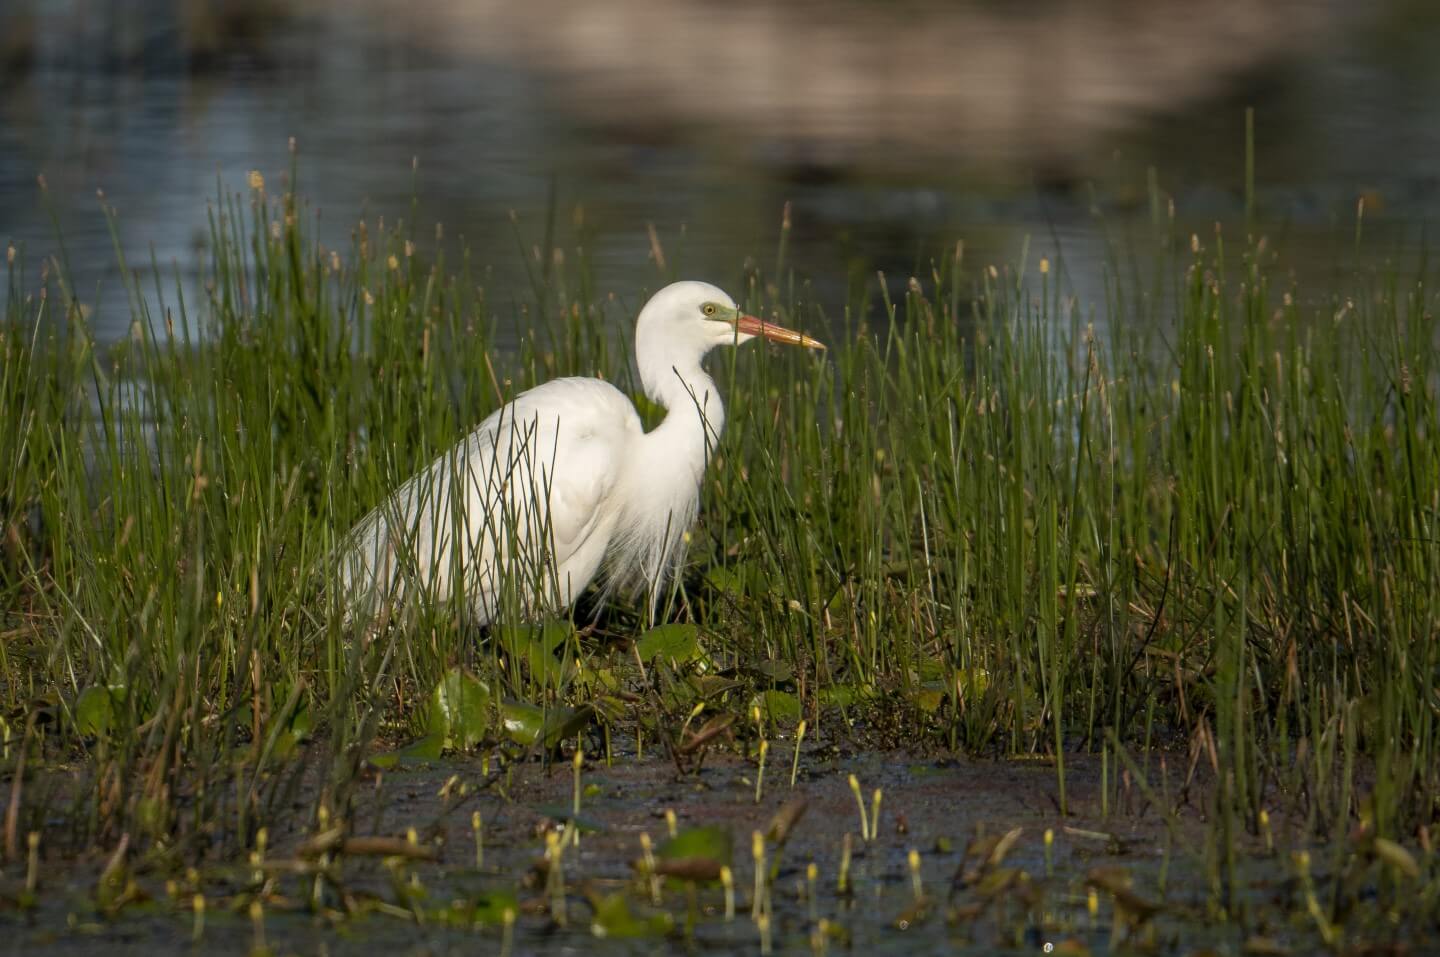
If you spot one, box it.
[339,280,823,626]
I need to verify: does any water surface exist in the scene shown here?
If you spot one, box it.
[3,0,1440,340]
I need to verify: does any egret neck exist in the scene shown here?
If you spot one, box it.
[610,320,726,606]
[637,336,726,482]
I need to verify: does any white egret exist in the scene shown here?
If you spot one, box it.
[339,280,824,626]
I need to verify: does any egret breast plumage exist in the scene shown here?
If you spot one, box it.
[339,280,823,627]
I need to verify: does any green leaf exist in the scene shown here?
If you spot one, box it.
[542,703,595,749]
[636,623,700,665]
[705,560,778,598]
[705,563,754,596]
[272,701,314,759]
[817,684,870,708]
[750,689,801,723]
[589,667,622,692]
[499,701,593,748]
[499,701,545,746]
[916,686,945,715]
[74,685,127,737]
[497,622,574,685]
[522,638,573,685]
[954,667,991,700]
[686,675,742,700]
[750,659,794,683]
[588,891,674,938]
[660,681,697,713]
[370,732,444,769]
[592,694,630,725]
[917,656,949,682]
[470,888,521,927]
[657,825,733,867]
[426,667,492,750]
[536,620,573,653]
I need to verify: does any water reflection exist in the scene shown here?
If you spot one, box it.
[3,0,1439,341]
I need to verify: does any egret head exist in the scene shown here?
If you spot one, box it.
[636,280,826,360]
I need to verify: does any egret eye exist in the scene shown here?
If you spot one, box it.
[702,303,717,317]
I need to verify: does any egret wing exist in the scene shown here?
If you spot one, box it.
[340,377,641,625]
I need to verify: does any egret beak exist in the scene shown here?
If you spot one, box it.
[735,314,826,351]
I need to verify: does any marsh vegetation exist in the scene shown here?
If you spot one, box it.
[1,156,1438,951]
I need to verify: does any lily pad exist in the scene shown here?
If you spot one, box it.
[589,667,623,692]
[496,622,575,686]
[524,643,575,686]
[659,681,697,713]
[954,667,991,700]
[427,667,492,750]
[750,689,802,723]
[369,732,444,769]
[471,888,521,927]
[499,701,595,749]
[917,656,949,682]
[657,825,732,869]
[271,701,314,760]
[527,622,577,683]
[750,659,794,683]
[704,564,747,596]
[818,684,871,708]
[636,623,700,665]
[916,685,946,714]
[686,675,742,700]
[542,703,595,748]
[589,892,674,938]
[499,701,545,745]
[536,620,573,652]
[591,694,630,725]
[74,685,127,737]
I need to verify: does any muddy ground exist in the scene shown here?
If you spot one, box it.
[1,743,1420,955]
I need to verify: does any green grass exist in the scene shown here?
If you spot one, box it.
[2,167,1438,884]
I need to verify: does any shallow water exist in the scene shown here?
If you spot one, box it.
[0,750,1220,955]
[4,1,1440,342]
[11,746,1425,956]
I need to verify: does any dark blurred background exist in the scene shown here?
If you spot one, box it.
[4,0,1440,339]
